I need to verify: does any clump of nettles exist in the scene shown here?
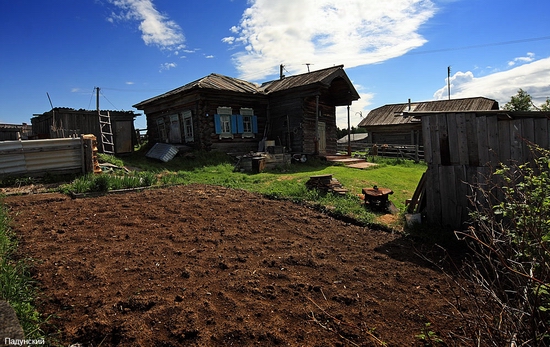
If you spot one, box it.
[458,144,549,346]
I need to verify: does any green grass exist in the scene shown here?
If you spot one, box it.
[0,199,46,342]
[81,149,426,228]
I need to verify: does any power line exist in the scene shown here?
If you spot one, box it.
[408,35,550,56]
[99,89,119,110]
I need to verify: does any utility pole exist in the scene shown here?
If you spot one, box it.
[96,87,100,113]
[447,66,451,100]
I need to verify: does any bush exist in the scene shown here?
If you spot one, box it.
[457,145,550,346]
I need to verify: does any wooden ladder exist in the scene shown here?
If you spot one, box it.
[98,111,115,154]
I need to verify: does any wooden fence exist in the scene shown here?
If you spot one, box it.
[337,142,424,161]
[419,111,550,229]
[0,135,99,178]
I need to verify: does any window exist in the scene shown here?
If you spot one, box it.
[214,107,258,139]
[214,107,235,139]
[182,111,193,142]
[157,117,167,142]
[238,108,258,138]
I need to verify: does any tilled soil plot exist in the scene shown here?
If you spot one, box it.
[5,184,464,346]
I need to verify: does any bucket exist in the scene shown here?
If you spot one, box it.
[405,213,421,226]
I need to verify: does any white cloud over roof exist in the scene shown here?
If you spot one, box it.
[224,0,436,81]
[434,56,550,106]
[108,0,184,51]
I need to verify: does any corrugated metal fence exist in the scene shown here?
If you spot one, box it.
[0,136,97,177]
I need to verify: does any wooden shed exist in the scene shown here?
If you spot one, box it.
[0,123,31,141]
[358,97,499,146]
[417,110,550,230]
[31,108,139,155]
[133,65,359,155]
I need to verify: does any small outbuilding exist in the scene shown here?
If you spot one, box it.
[133,65,360,155]
[0,123,31,141]
[357,97,499,146]
[31,108,139,154]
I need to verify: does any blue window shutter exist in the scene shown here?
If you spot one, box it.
[214,114,221,134]
[237,115,244,133]
[231,115,238,134]
[252,115,258,133]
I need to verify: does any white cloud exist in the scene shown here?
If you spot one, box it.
[226,0,436,81]
[336,90,375,128]
[125,81,135,85]
[507,52,535,66]
[433,56,550,107]
[159,62,177,72]
[108,0,184,50]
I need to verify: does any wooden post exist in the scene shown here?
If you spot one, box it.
[347,105,351,156]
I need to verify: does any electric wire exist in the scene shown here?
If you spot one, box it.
[408,35,550,56]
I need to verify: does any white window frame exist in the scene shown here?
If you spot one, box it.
[240,108,254,138]
[217,106,233,139]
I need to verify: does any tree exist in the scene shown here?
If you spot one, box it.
[504,88,534,111]
[504,89,550,111]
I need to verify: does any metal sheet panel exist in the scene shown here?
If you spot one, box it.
[0,141,26,175]
[0,138,84,176]
[145,143,179,162]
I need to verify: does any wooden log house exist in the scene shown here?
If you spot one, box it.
[133,65,360,156]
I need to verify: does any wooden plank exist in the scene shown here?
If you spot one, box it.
[465,113,479,166]
[439,165,457,228]
[534,117,549,149]
[407,171,426,214]
[455,113,469,165]
[486,115,499,166]
[438,114,450,166]
[498,118,511,164]
[421,115,432,163]
[521,118,535,162]
[446,114,459,164]
[455,165,469,228]
[510,119,523,163]
[429,114,441,165]
[476,115,489,166]
[425,164,442,225]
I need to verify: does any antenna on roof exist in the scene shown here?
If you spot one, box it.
[46,92,54,109]
[279,64,285,80]
[303,63,314,73]
[447,66,451,100]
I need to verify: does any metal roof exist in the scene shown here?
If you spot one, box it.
[337,133,369,143]
[358,97,499,127]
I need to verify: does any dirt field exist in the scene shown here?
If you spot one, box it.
[5,184,466,346]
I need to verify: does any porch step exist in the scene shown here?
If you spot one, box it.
[324,155,365,165]
[324,155,379,169]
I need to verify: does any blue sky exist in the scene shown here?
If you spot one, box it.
[1,0,549,130]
